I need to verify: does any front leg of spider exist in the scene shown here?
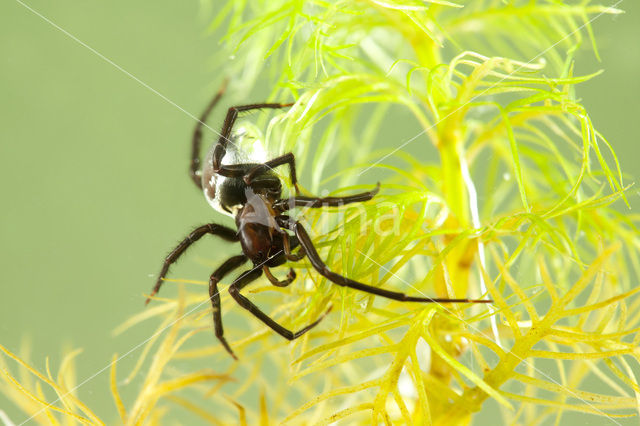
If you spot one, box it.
[243,152,301,195]
[282,232,305,261]
[273,183,380,212]
[211,103,294,179]
[263,265,296,287]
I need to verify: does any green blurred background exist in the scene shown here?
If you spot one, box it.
[1,1,638,423]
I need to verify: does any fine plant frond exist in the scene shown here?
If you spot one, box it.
[0,343,102,425]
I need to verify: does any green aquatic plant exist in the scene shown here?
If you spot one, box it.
[2,0,639,424]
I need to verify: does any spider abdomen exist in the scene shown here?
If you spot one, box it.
[201,124,281,216]
[236,195,286,266]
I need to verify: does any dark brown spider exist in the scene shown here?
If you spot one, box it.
[146,81,491,359]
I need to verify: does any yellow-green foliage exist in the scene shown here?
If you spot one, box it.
[2,1,639,425]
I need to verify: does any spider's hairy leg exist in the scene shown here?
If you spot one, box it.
[209,254,247,360]
[191,78,229,189]
[212,103,294,177]
[244,152,300,194]
[288,220,492,304]
[274,182,380,211]
[263,265,296,287]
[146,223,238,305]
[283,232,305,261]
[228,268,332,340]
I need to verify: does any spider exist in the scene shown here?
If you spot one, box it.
[146,81,492,359]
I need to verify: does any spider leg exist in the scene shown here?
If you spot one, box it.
[191,79,229,189]
[146,224,238,305]
[209,254,247,360]
[244,153,300,194]
[289,220,492,304]
[244,173,283,197]
[274,183,380,212]
[283,232,305,261]
[213,103,293,177]
[263,266,296,287]
[229,268,332,340]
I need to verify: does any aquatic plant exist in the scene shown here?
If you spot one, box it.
[2,1,638,424]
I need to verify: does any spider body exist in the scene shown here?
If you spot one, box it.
[201,125,279,216]
[236,193,288,266]
[146,82,491,359]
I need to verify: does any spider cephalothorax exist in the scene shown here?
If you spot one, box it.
[146,82,491,359]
